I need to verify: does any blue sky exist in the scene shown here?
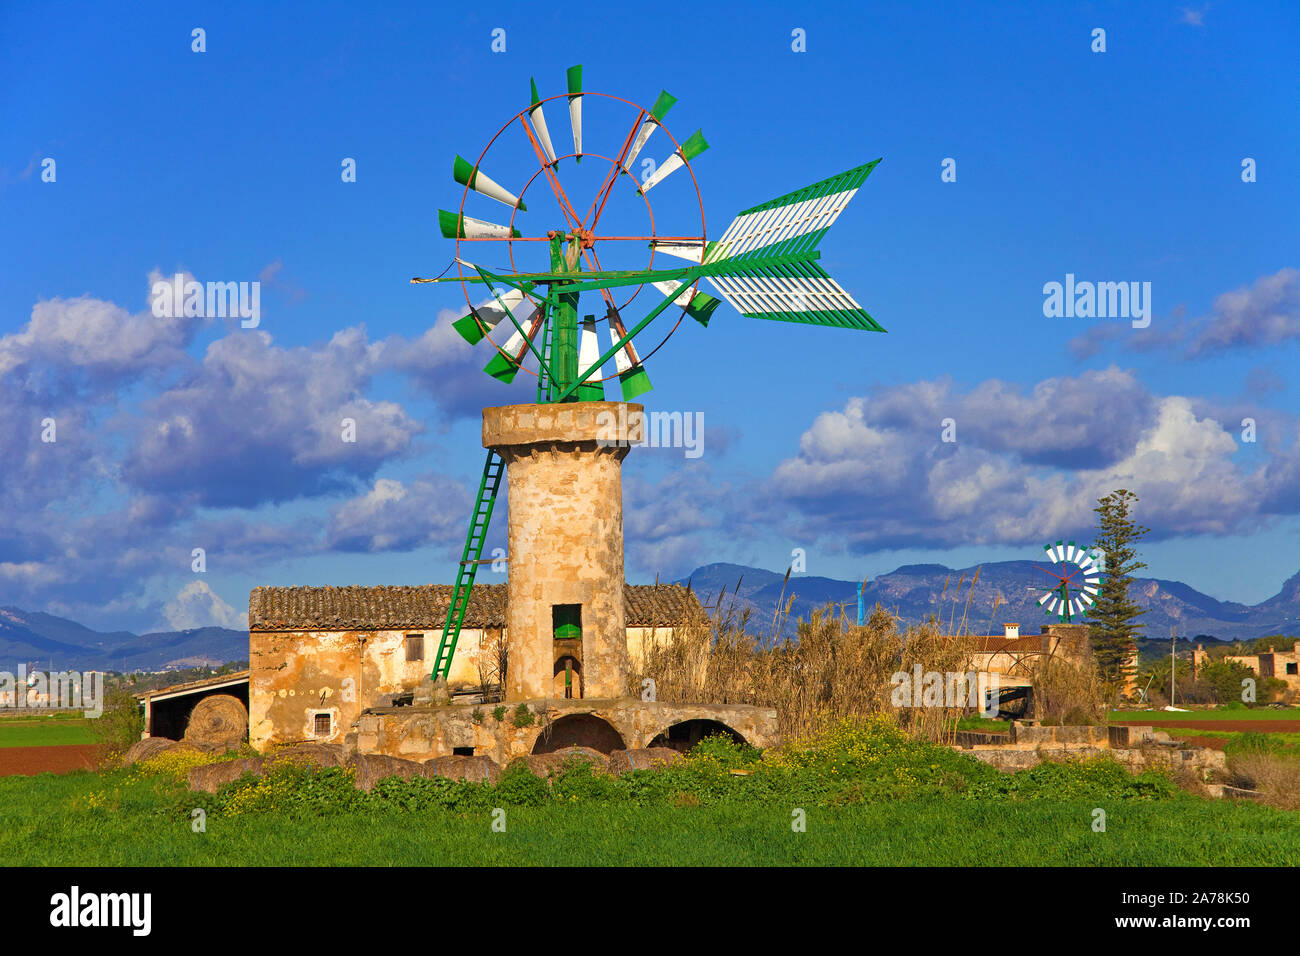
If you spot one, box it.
[2,0,1298,633]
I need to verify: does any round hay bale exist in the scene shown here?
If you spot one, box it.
[508,746,609,779]
[183,694,248,746]
[348,753,425,792]
[266,743,346,768]
[188,757,265,794]
[122,736,180,766]
[424,754,501,784]
[607,747,684,775]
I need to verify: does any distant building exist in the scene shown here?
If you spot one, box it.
[1199,641,1300,694]
[246,583,706,750]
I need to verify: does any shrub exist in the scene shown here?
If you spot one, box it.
[91,686,144,765]
[511,703,535,728]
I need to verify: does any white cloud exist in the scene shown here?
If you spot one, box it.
[162,580,246,631]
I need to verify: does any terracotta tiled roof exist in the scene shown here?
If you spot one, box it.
[249,583,705,631]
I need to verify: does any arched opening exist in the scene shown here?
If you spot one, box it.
[553,655,583,699]
[648,719,746,753]
[532,714,624,755]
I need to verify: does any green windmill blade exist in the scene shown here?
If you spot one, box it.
[453,155,527,211]
[639,129,709,193]
[623,90,677,174]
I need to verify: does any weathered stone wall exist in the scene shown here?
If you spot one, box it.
[349,699,779,765]
[483,402,643,702]
[249,626,488,749]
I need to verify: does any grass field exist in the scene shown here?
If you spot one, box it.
[1110,707,1300,722]
[0,717,1296,866]
[0,766,1297,865]
[0,714,96,748]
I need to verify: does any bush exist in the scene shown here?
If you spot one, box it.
[91,686,144,765]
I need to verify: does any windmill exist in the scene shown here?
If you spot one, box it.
[415,66,885,682]
[1030,540,1105,623]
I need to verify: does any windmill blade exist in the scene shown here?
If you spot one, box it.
[575,316,606,401]
[483,306,545,383]
[639,129,708,193]
[567,65,583,163]
[605,305,652,400]
[453,155,527,211]
[527,78,558,166]
[649,239,710,263]
[439,210,522,240]
[623,90,677,174]
[452,287,535,345]
[651,279,721,328]
[703,257,884,331]
[703,160,880,262]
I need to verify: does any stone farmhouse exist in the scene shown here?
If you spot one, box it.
[247,582,707,751]
[1194,641,1300,694]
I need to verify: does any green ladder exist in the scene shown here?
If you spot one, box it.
[431,448,505,681]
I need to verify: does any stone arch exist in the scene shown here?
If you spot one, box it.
[648,718,748,753]
[553,655,583,699]
[531,713,625,755]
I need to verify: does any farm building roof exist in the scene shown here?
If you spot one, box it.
[248,583,706,632]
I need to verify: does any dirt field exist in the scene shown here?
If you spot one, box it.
[0,745,97,776]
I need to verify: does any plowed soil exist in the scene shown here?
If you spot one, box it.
[0,745,97,776]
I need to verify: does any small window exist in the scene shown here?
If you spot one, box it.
[313,712,332,737]
[1288,662,1298,675]
[452,746,475,756]
[552,604,582,640]
[405,633,425,662]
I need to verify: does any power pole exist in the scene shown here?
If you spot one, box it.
[1170,626,1176,707]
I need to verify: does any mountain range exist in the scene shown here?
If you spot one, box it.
[4,559,1299,671]
[0,607,246,672]
[673,561,1300,643]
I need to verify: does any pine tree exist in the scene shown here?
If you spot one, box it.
[1088,489,1150,693]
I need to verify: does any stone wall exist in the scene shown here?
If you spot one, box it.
[249,626,488,750]
[348,698,779,766]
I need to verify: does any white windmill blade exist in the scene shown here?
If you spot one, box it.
[439,211,521,239]
[527,78,558,165]
[605,306,653,401]
[703,160,880,263]
[604,307,640,373]
[639,129,708,193]
[578,316,603,383]
[623,90,677,172]
[567,65,583,162]
[452,286,536,345]
[452,156,527,211]
[498,307,545,361]
[484,306,545,383]
[649,239,708,263]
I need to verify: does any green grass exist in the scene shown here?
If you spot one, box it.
[0,767,1296,865]
[0,717,1296,866]
[954,715,1011,733]
[1110,707,1300,722]
[0,714,96,748]
[1162,728,1300,755]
